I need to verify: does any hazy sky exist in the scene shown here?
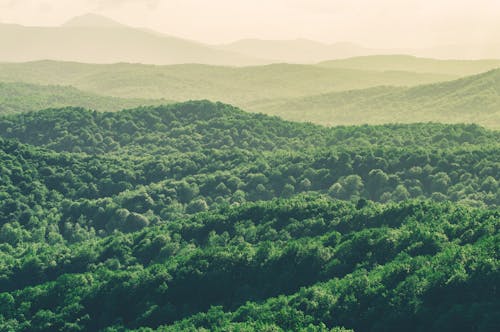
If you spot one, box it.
[0,0,499,47]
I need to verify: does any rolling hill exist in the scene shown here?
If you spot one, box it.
[251,69,500,128]
[0,81,168,114]
[0,60,454,105]
[216,39,380,63]
[0,14,265,66]
[0,102,498,331]
[1,58,500,128]
[319,55,500,76]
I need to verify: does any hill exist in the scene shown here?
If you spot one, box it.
[0,101,498,202]
[0,60,455,106]
[216,39,379,63]
[0,81,169,114]
[62,13,125,28]
[1,60,500,128]
[0,101,498,331]
[0,15,265,66]
[251,69,500,128]
[0,195,497,331]
[319,55,500,76]
[218,39,500,62]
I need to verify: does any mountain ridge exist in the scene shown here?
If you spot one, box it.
[62,13,125,28]
[0,20,267,66]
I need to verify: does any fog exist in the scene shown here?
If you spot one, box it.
[1,0,499,48]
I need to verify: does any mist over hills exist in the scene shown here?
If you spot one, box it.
[0,81,168,114]
[1,58,500,128]
[220,40,500,63]
[0,60,454,105]
[215,39,380,63]
[0,14,265,66]
[319,55,500,76]
[62,13,125,28]
[3,13,500,65]
[252,69,500,128]
[1,6,499,332]
[1,14,500,127]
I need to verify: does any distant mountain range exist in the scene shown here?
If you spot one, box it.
[3,13,500,65]
[0,14,265,66]
[215,39,381,63]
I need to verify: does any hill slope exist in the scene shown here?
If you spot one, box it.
[0,195,497,331]
[0,101,498,331]
[0,81,169,114]
[252,69,500,128]
[319,55,500,76]
[0,60,454,105]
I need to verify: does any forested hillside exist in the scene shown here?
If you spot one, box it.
[253,69,500,128]
[0,101,498,331]
[0,60,453,107]
[0,82,167,114]
[318,55,500,76]
[1,60,499,128]
[1,196,498,331]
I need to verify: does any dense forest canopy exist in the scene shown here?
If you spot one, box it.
[0,101,498,331]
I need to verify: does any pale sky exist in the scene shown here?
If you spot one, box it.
[0,0,499,48]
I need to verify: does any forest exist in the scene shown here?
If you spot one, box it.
[0,101,498,331]
[1,60,499,128]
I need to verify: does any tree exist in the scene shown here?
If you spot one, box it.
[124,212,150,232]
[176,181,200,204]
[282,184,295,198]
[186,198,208,213]
[299,178,312,191]
[392,184,410,201]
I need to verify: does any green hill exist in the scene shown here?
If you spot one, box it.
[252,69,500,128]
[1,195,497,331]
[2,59,499,129]
[0,81,169,114]
[0,60,454,106]
[318,55,500,76]
[0,101,498,331]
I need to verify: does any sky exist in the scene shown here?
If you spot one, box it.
[0,0,499,48]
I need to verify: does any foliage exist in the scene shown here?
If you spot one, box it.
[0,101,498,331]
[0,82,168,115]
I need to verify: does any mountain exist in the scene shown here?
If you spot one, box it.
[62,13,125,28]
[216,38,381,63]
[251,69,500,128]
[0,60,454,106]
[0,81,169,114]
[218,38,500,62]
[319,55,500,76]
[0,15,266,65]
[416,43,500,60]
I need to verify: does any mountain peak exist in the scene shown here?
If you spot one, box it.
[62,13,124,28]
